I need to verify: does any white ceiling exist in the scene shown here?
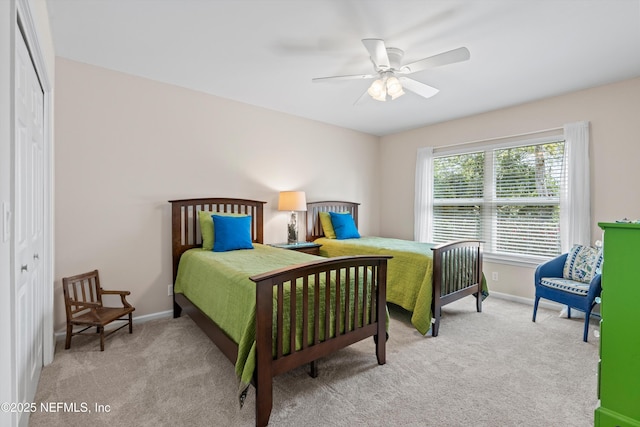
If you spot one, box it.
[46,0,640,136]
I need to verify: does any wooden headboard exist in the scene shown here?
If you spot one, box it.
[169,197,265,281]
[306,201,360,241]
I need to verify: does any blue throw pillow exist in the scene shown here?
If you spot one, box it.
[211,215,254,252]
[329,211,360,239]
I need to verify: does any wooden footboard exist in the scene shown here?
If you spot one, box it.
[249,255,389,427]
[431,240,483,337]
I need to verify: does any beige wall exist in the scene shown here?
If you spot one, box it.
[54,58,380,331]
[55,55,640,328]
[379,77,640,300]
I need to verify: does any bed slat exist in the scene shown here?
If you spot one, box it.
[251,257,387,356]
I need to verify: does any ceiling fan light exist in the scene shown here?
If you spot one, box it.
[386,76,404,99]
[371,92,387,102]
[390,88,405,100]
[368,79,387,101]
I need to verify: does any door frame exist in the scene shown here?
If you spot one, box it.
[0,0,53,424]
[15,0,54,367]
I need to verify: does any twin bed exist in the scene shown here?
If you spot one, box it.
[306,200,485,337]
[170,197,484,426]
[170,198,390,427]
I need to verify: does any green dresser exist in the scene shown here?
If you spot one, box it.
[595,223,640,427]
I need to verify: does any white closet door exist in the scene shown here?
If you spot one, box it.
[14,25,44,426]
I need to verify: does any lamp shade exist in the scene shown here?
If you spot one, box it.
[278,191,307,211]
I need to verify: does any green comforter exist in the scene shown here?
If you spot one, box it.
[174,244,382,401]
[315,236,438,335]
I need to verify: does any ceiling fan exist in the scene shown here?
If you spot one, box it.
[312,38,470,103]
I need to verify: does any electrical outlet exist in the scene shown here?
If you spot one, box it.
[168,284,173,296]
[492,272,499,281]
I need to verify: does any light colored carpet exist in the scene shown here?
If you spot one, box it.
[30,297,600,426]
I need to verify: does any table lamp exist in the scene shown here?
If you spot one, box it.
[278,191,307,244]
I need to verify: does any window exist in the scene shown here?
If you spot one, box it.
[416,122,590,264]
[432,138,565,259]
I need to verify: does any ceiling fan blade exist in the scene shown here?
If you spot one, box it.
[401,47,470,74]
[362,38,390,70]
[399,77,439,99]
[312,73,376,83]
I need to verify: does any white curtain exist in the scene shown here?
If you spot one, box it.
[560,121,591,251]
[414,147,433,242]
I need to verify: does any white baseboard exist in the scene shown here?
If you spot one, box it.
[133,309,174,323]
[488,290,563,311]
[488,291,600,319]
[54,309,173,340]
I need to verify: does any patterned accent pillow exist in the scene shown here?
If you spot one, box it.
[563,244,603,284]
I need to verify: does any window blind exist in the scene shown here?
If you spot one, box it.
[432,140,565,258]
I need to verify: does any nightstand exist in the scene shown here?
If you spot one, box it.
[269,242,322,255]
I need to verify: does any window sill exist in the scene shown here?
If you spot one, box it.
[483,253,552,268]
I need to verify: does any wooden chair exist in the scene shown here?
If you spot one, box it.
[62,270,135,351]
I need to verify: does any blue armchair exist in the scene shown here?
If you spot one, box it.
[532,245,603,342]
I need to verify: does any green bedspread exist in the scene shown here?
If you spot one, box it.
[173,244,382,402]
[315,236,438,335]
